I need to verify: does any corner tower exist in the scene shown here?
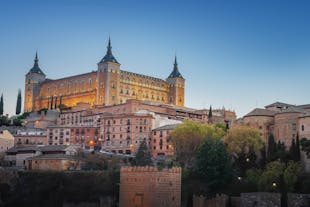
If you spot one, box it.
[97,38,121,106]
[166,56,185,106]
[24,52,46,112]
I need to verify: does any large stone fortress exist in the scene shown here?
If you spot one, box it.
[24,38,185,112]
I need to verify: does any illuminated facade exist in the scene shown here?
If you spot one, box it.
[24,38,185,112]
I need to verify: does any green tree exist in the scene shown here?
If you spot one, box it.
[296,134,301,161]
[0,94,3,115]
[134,140,153,166]
[15,89,22,115]
[300,138,310,157]
[224,125,263,156]
[289,139,296,160]
[257,161,302,192]
[275,141,290,162]
[170,120,225,168]
[195,139,232,193]
[267,134,277,161]
[208,105,212,123]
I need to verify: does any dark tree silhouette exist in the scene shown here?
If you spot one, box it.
[16,89,22,115]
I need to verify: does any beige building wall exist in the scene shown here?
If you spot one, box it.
[0,130,14,152]
[298,116,310,139]
[243,116,274,143]
[151,128,175,158]
[101,114,153,154]
[119,166,181,207]
[28,158,77,171]
[274,112,301,146]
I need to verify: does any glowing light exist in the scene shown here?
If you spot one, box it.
[89,140,94,146]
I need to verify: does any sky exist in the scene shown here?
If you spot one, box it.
[0,0,310,118]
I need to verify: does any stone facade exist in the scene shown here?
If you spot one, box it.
[243,114,274,143]
[193,194,228,207]
[242,102,310,145]
[299,115,310,139]
[5,145,77,169]
[24,39,185,112]
[47,125,99,149]
[27,154,80,171]
[240,192,281,207]
[101,113,153,155]
[287,193,310,207]
[14,128,47,146]
[0,130,14,152]
[151,124,179,159]
[274,111,301,146]
[241,103,310,172]
[119,166,181,207]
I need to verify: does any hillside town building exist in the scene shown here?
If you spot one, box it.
[0,130,14,152]
[241,102,310,172]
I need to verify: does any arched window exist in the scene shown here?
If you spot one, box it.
[302,125,305,131]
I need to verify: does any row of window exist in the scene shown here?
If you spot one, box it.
[106,118,148,125]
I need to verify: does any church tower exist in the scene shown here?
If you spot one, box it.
[24,52,46,112]
[97,38,121,106]
[166,56,185,106]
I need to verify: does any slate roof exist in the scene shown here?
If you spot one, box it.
[39,145,70,152]
[277,106,305,114]
[298,104,310,109]
[6,145,70,153]
[26,154,76,160]
[27,52,45,75]
[168,56,183,78]
[6,146,40,153]
[265,102,294,108]
[99,38,119,64]
[153,124,180,131]
[244,108,276,117]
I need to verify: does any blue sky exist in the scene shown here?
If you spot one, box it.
[0,0,310,117]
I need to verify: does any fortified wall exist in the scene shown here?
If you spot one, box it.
[119,166,181,207]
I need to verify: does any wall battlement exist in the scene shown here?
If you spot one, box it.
[119,166,182,207]
[120,166,181,173]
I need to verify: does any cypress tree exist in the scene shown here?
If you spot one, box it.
[54,97,58,109]
[134,140,153,166]
[0,94,3,115]
[50,96,54,109]
[267,134,276,160]
[296,134,301,161]
[289,138,296,160]
[16,89,22,115]
[208,105,212,123]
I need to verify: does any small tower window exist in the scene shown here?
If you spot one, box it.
[302,125,305,131]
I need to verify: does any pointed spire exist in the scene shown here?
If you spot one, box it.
[174,55,178,69]
[108,36,111,50]
[28,51,45,75]
[99,37,119,64]
[34,51,39,67]
[168,56,183,78]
